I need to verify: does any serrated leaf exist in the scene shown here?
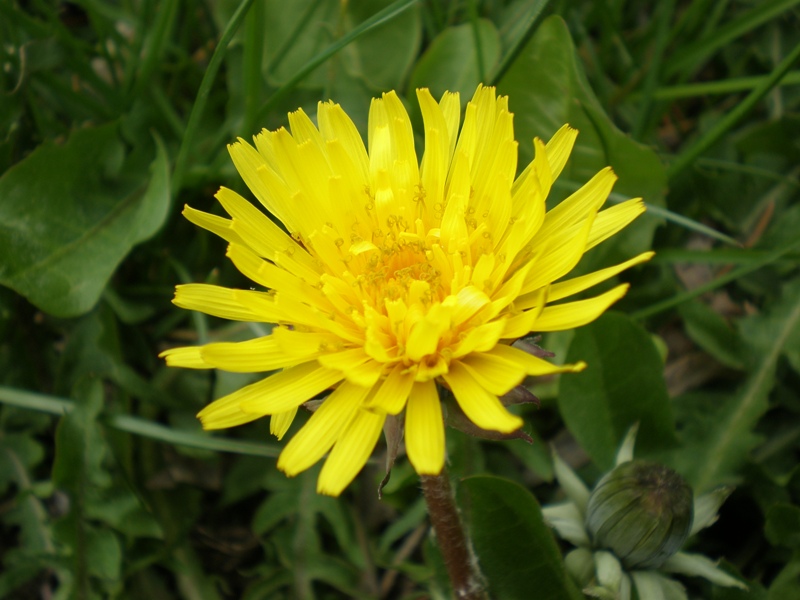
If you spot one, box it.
[673,278,800,492]
[558,312,676,470]
[0,124,170,317]
[498,15,666,274]
[459,475,583,600]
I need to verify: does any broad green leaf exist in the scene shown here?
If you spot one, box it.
[459,475,583,600]
[408,20,501,102]
[673,278,800,492]
[498,15,666,274]
[765,504,800,549]
[344,0,421,90]
[0,124,170,317]
[558,312,676,470]
[496,0,550,60]
[261,0,420,91]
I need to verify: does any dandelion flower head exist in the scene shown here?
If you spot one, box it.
[162,85,653,496]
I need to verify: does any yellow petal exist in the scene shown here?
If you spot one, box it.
[534,284,629,332]
[226,243,327,307]
[200,336,309,373]
[405,380,445,475]
[173,284,272,322]
[270,407,298,440]
[227,140,301,234]
[545,124,578,181]
[277,381,371,476]
[439,90,461,164]
[442,362,523,433]
[317,347,370,372]
[451,318,507,358]
[214,187,316,273]
[486,344,586,376]
[585,198,647,251]
[406,302,453,361]
[233,362,343,417]
[520,210,596,295]
[182,205,245,246]
[317,100,369,181]
[547,251,655,303]
[317,408,386,496]
[535,166,616,244]
[345,360,385,388]
[160,346,210,369]
[365,363,416,414]
[459,352,528,396]
[501,285,549,338]
[272,326,344,357]
[417,88,448,212]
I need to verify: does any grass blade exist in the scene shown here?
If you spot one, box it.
[172,0,259,194]
[0,386,280,458]
[666,41,800,180]
[631,239,800,320]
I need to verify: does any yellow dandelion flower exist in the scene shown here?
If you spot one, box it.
[162,85,653,496]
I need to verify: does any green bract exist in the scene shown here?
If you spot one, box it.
[585,461,693,569]
[543,426,747,600]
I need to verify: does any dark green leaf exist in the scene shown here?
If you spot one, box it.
[459,475,583,600]
[559,312,676,470]
[672,279,800,492]
[765,504,800,549]
[408,20,501,102]
[261,0,420,91]
[0,433,44,494]
[86,527,122,580]
[0,124,170,317]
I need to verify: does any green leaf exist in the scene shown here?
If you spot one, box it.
[679,300,745,370]
[344,0,421,90]
[498,15,666,274]
[0,433,44,494]
[261,0,420,91]
[558,312,676,470]
[86,528,122,581]
[765,504,800,549]
[459,475,583,600]
[408,20,501,102]
[767,551,800,600]
[0,124,170,317]
[673,278,800,492]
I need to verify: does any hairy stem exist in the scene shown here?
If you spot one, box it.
[421,472,487,599]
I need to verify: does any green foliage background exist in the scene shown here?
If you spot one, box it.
[1,0,799,598]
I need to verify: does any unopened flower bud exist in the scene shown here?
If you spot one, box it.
[585,460,693,569]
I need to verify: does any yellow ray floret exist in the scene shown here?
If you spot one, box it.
[162,84,653,496]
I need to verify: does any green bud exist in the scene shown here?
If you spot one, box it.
[585,460,693,569]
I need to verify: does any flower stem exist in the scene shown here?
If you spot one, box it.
[421,471,487,599]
